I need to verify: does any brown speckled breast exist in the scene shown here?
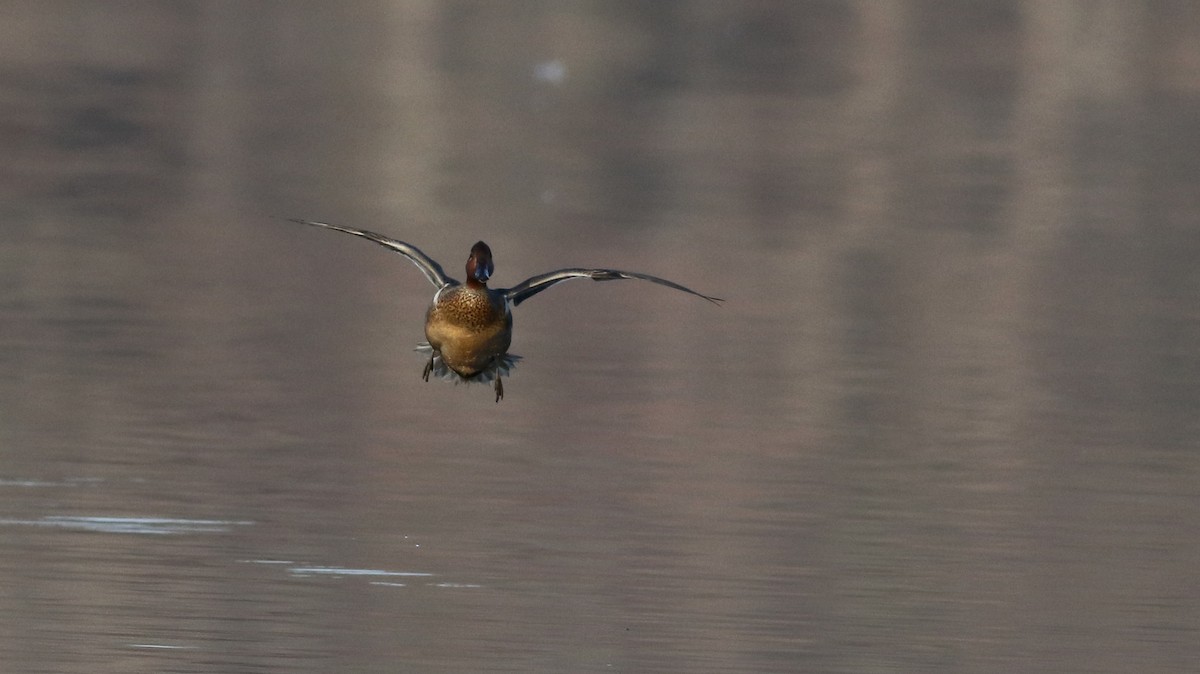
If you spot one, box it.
[424,285,512,377]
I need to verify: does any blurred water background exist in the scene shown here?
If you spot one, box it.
[1,3,1198,672]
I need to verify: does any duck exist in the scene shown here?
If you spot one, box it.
[291,219,722,402]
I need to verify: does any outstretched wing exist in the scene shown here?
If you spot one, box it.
[290,219,455,288]
[502,268,723,307]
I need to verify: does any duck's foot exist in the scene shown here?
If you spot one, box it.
[422,352,435,382]
[494,375,504,403]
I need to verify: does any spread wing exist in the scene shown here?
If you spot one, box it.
[502,268,723,307]
[290,219,454,288]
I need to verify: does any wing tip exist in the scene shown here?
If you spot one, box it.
[286,217,329,229]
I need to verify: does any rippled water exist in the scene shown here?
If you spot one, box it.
[2,4,1199,673]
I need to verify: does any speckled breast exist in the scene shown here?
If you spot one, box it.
[423,285,512,377]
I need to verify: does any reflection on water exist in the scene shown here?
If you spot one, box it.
[286,567,433,579]
[0,516,252,535]
[2,3,1199,673]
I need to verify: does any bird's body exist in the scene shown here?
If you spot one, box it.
[291,219,722,401]
[423,282,511,378]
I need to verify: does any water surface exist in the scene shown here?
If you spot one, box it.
[1,3,1198,672]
